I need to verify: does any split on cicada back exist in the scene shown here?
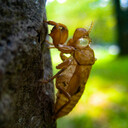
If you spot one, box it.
[79,38,89,47]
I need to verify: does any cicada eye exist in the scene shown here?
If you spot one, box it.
[79,38,89,46]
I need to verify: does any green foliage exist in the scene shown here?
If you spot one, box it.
[46,0,117,44]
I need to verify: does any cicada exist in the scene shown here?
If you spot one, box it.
[42,21,96,119]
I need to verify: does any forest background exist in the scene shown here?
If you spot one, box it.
[46,0,128,128]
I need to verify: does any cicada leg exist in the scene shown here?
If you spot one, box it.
[39,58,72,83]
[45,40,53,45]
[45,20,68,45]
[60,52,68,61]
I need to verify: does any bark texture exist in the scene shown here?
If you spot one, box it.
[0,0,56,128]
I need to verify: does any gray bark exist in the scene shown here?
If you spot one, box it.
[0,0,56,128]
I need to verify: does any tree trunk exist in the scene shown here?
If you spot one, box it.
[114,0,128,55]
[0,0,56,128]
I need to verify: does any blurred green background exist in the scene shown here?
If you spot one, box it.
[46,0,128,128]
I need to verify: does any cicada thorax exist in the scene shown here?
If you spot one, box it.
[74,46,95,65]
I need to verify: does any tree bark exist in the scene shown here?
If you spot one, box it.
[114,0,128,55]
[0,0,56,128]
